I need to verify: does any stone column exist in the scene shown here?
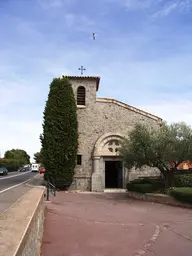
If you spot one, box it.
[91,156,103,192]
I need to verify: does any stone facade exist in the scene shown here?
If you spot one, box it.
[64,76,162,192]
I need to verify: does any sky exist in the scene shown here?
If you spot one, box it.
[1,0,192,161]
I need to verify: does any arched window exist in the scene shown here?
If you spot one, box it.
[77,86,86,105]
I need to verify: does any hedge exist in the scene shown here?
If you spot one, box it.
[173,174,192,188]
[169,187,192,204]
[127,183,155,193]
[126,178,164,193]
[128,178,149,184]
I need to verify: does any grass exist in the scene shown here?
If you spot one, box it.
[169,187,192,204]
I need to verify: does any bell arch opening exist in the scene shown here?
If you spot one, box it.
[77,86,86,106]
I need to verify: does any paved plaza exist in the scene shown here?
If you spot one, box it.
[41,192,192,256]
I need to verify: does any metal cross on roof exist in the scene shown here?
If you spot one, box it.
[78,65,86,75]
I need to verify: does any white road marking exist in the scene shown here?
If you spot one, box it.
[0,174,38,194]
[1,190,30,214]
[0,171,34,180]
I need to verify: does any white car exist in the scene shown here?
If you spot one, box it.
[31,163,40,172]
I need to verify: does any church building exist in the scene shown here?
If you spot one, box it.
[64,76,162,192]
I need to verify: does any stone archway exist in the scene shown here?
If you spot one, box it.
[93,133,123,157]
[92,133,125,191]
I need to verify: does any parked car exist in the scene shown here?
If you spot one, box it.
[23,165,30,172]
[39,167,46,174]
[18,167,27,172]
[0,167,8,175]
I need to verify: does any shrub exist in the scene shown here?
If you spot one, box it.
[126,177,164,193]
[127,183,154,193]
[130,177,163,184]
[0,158,25,172]
[169,187,192,204]
[41,77,78,189]
[129,178,150,184]
[173,174,192,188]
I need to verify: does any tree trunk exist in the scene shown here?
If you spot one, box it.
[163,172,174,189]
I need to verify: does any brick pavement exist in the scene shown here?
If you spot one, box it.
[41,192,192,256]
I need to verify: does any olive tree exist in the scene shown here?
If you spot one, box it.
[120,122,192,188]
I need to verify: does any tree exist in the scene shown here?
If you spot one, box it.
[120,122,192,188]
[4,149,30,164]
[34,148,43,163]
[40,77,78,189]
[0,158,24,172]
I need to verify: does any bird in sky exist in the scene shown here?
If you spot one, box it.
[92,33,96,40]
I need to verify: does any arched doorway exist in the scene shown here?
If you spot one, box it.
[92,133,125,191]
[105,160,123,189]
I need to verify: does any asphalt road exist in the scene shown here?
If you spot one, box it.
[0,171,38,192]
[0,172,44,213]
[0,171,25,178]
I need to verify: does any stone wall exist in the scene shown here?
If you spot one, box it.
[0,187,45,256]
[128,166,160,182]
[127,191,192,209]
[68,77,162,191]
[68,78,98,189]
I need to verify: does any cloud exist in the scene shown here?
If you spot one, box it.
[153,2,179,17]
[0,80,41,108]
[38,0,73,8]
[0,78,45,160]
[1,0,192,160]
[122,0,152,10]
[152,0,192,17]
[141,100,192,125]
[105,0,192,17]
[63,13,95,32]
[105,0,152,10]
[0,119,42,160]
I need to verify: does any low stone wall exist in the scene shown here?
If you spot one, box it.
[0,186,45,256]
[127,191,192,208]
[128,166,160,181]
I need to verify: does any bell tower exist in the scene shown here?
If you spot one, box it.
[62,76,100,108]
